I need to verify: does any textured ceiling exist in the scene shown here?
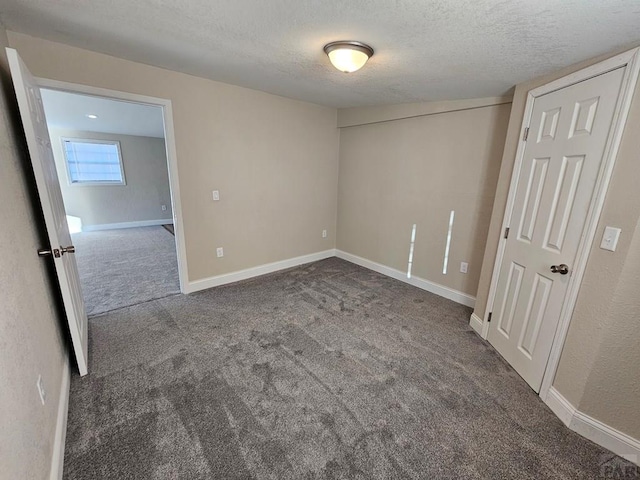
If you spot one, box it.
[41,89,165,138]
[2,1,640,108]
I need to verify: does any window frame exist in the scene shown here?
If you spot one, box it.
[61,137,127,187]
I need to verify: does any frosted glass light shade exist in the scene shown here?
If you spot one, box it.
[324,41,374,73]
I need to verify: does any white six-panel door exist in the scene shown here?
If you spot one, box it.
[488,67,625,392]
[7,48,89,376]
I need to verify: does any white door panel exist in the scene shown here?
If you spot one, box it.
[7,48,89,376]
[488,67,625,391]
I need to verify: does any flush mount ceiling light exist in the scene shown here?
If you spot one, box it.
[324,41,374,73]
[85,114,98,119]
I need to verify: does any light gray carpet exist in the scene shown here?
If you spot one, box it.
[63,258,630,479]
[71,226,180,316]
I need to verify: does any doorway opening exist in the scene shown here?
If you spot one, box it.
[40,87,186,316]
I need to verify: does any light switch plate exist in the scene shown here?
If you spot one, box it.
[600,226,621,252]
[212,190,220,201]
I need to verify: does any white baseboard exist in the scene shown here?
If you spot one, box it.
[82,219,172,232]
[572,409,640,465]
[546,386,577,427]
[546,387,640,465]
[469,313,484,335]
[185,249,337,294]
[186,249,476,308]
[49,357,71,480]
[335,250,475,308]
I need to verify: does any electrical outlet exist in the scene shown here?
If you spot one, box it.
[322,229,327,238]
[216,247,224,258]
[37,375,46,405]
[460,262,469,274]
[161,205,167,211]
[212,190,220,201]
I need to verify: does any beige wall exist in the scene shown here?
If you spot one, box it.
[48,128,173,227]
[473,46,640,440]
[337,103,511,296]
[578,215,640,438]
[0,27,68,479]
[8,31,340,283]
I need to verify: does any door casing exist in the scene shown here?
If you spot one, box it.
[479,47,640,401]
[35,77,190,295]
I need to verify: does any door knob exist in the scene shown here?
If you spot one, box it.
[60,245,76,255]
[550,264,569,275]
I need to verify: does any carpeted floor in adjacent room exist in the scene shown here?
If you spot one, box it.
[71,226,180,316]
[63,258,629,479]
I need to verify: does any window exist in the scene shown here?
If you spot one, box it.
[62,139,125,185]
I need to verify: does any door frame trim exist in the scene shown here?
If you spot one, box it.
[34,78,189,294]
[481,47,640,401]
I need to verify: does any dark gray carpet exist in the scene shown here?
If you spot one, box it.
[71,226,180,316]
[63,258,627,479]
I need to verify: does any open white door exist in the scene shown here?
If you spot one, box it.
[7,48,89,376]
